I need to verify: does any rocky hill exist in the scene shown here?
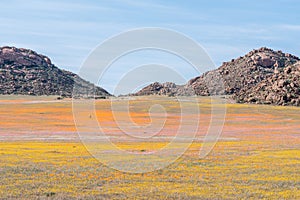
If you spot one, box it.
[134,47,300,106]
[0,46,111,98]
[235,62,300,106]
[133,82,194,96]
[186,47,299,96]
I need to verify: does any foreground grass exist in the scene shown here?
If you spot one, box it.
[0,141,299,199]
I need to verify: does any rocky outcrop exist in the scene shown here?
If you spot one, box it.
[134,47,300,106]
[0,46,111,98]
[186,47,299,96]
[235,62,300,106]
[132,82,195,96]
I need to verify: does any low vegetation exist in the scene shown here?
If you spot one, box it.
[0,96,299,199]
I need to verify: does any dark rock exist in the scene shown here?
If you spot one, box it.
[235,62,300,106]
[133,47,300,107]
[0,46,111,98]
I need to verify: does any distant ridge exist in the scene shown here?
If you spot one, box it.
[133,47,300,106]
[0,46,111,98]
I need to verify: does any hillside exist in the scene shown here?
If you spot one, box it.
[0,46,111,98]
[134,47,300,106]
[186,47,299,95]
[133,82,194,96]
[235,61,300,106]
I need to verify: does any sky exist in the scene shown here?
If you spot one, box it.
[1,0,300,94]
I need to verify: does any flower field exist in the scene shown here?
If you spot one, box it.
[0,96,299,199]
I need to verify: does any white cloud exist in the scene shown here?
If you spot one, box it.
[278,24,300,31]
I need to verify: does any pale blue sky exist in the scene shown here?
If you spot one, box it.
[1,0,300,94]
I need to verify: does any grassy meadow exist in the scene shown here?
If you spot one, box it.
[0,96,299,199]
